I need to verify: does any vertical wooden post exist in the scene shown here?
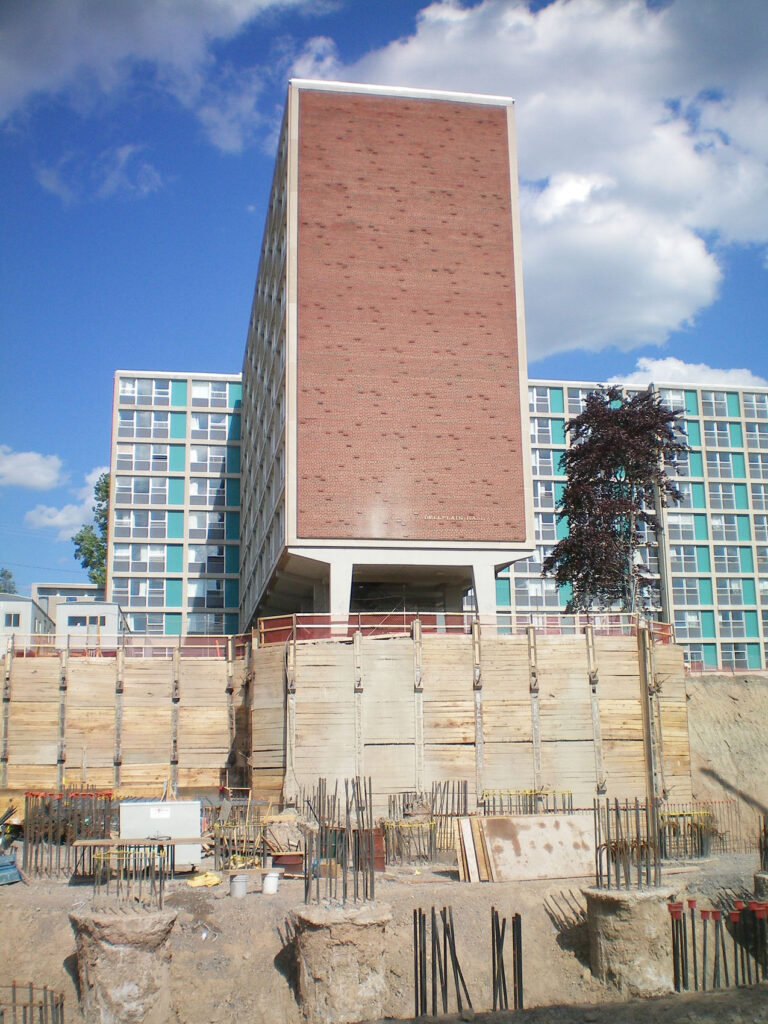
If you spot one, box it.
[114,646,124,787]
[57,643,69,789]
[353,630,364,780]
[586,624,607,794]
[170,645,180,796]
[638,625,664,802]
[283,631,299,804]
[412,619,424,793]
[527,625,542,792]
[472,621,484,806]
[1,637,13,788]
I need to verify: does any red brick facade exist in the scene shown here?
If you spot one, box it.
[296,89,526,543]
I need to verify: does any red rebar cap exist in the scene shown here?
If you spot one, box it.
[712,910,722,921]
[701,909,711,920]
[734,900,745,910]
[687,898,697,909]
[730,910,740,922]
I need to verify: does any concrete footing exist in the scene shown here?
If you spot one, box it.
[585,887,675,997]
[754,871,768,899]
[69,910,177,1024]
[290,902,392,1024]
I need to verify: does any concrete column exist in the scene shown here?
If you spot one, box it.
[471,561,497,620]
[329,557,353,623]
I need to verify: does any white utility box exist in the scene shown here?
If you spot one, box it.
[119,800,202,870]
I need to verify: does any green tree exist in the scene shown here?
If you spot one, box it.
[0,567,17,594]
[72,472,110,587]
[542,386,688,613]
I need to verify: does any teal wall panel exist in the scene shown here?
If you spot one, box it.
[166,545,183,573]
[699,578,713,605]
[225,546,239,574]
[690,452,703,476]
[225,579,239,607]
[165,613,182,636]
[684,391,699,415]
[228,382,242,408]
[166,580,182,607]
[694,515,708,540]
[686,420,701,447]
[737,516,751,541]
[227,447,241,473]
[168,478,185,505]
[169,445,185,472]
[701,611,716,638]
[550,388,564,414]
[167,511,184,539]
[551,420,566,446]
[496,578,511,607]
[171,381,187,407]
[226,512,240,541]
[696,547,711,572]
[727,392,740,417]
[170,412,187,439]
[739,547,754,572]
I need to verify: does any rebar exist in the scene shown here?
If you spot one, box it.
[23,788,114,878]
[593,797,661,890]
[0,983,65,1024]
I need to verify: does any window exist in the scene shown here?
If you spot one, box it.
[674,610,703,640]
[128,613,164,634]
[719,611,746,638]
[528,386,553,413]
[667,451,693,477]
[743,393,768,419]
[191,380,228,408]
[190,445,226,473]
[116,410,169,439]
[188,579,224,609]
[188,545,225,574]
[674,482,697,508]
[636,545,660,574]
[701,390,728,417]
[669,545,697,573]
[658,389,685,412]
[672,577,700,605]
[706,452,737,478]
[749,453,768,479]
[754,515,768,542]
[535,512,557,542]
[721,643,750,669]
[187,612,225,635]
[711,514,738,541]
[567,387,593,414]
[529,417,552,444]
[746,423,768,449]
[531,449,559,476]
[704,421,731,448]
[190,477,226,506]
[757,546,768,574]
[513,545,553,574]
[115,476,150,505]
[713,545,740,573]
[191,412,228,441]
[751,484,768,509]
[189,511,225,540]
[67,616,87,627]
[119,377,170,405]
[716,578,748,605]
[4,613,20,628]
[533,480,556,509]
[708,482,736,509]
[514,578,560,609]
[667,514,695,541]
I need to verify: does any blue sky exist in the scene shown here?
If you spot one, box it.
[1,0,767,596]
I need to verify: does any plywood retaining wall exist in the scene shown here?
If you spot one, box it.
[252,626,692,811]
[1,628,691,808]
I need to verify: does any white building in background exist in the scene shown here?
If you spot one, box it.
[54,601,129,650]
[0,595,54,652]
[31,582,104,620]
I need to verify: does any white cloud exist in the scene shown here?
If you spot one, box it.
[24,465,108,541]
[0,445,65,489]
[301,0,768,358]
[35,144,164,204]
[608,357,768,389]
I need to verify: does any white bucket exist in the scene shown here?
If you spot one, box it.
[262,871,280,895]
[230,874,247,899]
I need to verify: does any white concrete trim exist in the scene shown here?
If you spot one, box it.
[289,78,515,107]
[285,82,300,548]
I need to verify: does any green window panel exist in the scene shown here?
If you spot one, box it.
[558,582,573,607]
[496,577,511,607]
[747,644,761,669]
[745,611,759,638]
[171,381,187,407]
[686,420,701,447]
[696,547,711,572]
[169,445,185,472]
[228,414,241,442]
[165,613,182,636]
[226,512,240,541]
[684,391,699,416]
[691,483,706,508]
[702,644,718,667]
[226,478,240,506]
[726,392,740,417]
[166,545,183,573]
[739,547,754,573]
[689,452,704,477]
[168,478,185,505]
[228,382,242,409]
[698,578,713,605]
[225,579,239,608]
[549,388,564,414]
[701,611,716,638]
[694,515,708,540]
[556,515,569,540]
[551,420,566,446]
[729,422,744,448]
[226,546,239,574]
[554,450,567,476]
[165,580,182,608]
[170,412,187,439]
[225,613,240,635]
[735,484,749,510]
[555,481,566,504]
[737,516,751,541]
[742,579,756,604]
[167,511,184,539]
[227,446,241,474]
[731,453,746,478]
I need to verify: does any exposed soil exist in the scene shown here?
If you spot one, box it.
[0,851,763,1023]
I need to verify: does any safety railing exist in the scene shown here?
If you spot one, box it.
[1,633,252,659]
[257,612,672,646]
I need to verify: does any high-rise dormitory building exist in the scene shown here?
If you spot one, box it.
[102,81,768,672]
